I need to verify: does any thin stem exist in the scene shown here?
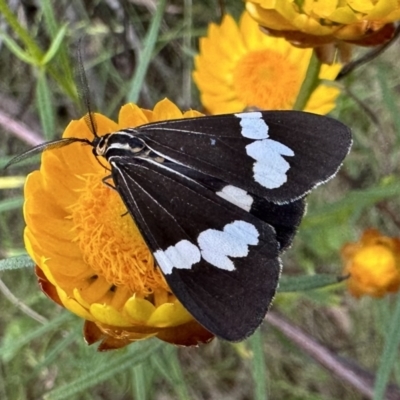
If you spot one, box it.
[0,278,48,324]
[293,50,321,111]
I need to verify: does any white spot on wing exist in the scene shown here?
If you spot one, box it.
[154,240,201,275]
[198,221,259,271]
[216,185,253,212]
[235,112,269,139]
[235,112,295,189]
[154,221,259,274]
[246,139,294,189]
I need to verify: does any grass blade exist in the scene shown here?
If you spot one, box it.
[373,293,400,400]
[44,340,163,400]
[127,0,167,103]
[133,363,149,400]
[152,347,190,400]
[36,70,55,140]
[248,329,268,400]
[279,273,344,293]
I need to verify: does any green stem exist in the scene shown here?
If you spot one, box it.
[293,50,321,111]
[0,0,76,100]
[373,293,400,400]
[127,0,167,103]
[249,329,269,400]
[0,0,43,59]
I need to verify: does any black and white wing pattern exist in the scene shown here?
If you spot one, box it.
[103,110,352,341]
[111,157,281,341]
[130,111,352,204]
[158,162,306,252]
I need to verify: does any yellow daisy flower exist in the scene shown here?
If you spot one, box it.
[26,99,214,350]
[193,12,341,115]
[341,229,400,298]
[246,0,399,47]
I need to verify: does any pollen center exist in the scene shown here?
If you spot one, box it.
[233,49,302,110]
[69,173,169,296]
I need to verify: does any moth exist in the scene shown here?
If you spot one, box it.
[7,110,352,341]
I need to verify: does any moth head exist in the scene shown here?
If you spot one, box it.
[92,134,111,157]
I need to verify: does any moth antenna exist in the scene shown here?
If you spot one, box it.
[4,137,91,169]
[77,43,98,138]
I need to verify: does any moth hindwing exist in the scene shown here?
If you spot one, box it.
[95,110,352,341]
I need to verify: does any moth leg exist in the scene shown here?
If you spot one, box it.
[102,174,116,190]
[95,156,111,171]
[102,175,129,217]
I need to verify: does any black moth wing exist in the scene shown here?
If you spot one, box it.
[163,162,306,252]
[131,111,352,204]
[110,156,281,341]
[244,196,305,252]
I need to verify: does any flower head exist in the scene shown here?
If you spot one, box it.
[245,1,399,47]
[341,229,400,298]
[25,99,214,350]
[193,12,341,115]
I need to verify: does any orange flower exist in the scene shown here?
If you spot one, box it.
[25,99,214,350]
[245,0,398,47]
[193,12,341,115]
[342,229,400,298]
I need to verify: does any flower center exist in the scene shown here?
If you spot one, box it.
[233,49,302,110]
[70,173,169,296]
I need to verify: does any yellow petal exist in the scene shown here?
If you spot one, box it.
[246,2,297,31]
[193,10,341,115]
[147,301,193,327]
[90,304,132,326]
[78,276,115,304]
[153,98,183,121]
[58,287,94,320]
[118,103,150,128]
[182,110,203,118]
[124,297,156,323]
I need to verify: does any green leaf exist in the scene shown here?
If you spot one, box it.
[127,0,167,103]
[36,70,55,140]
[152,347,190,400]
[0,312,73,362]
[248,330,268,400]
[41,0,59,36]
[133,363,149,400]
[373,293,400,400]
[303,179,400,229]
[279,274,344,293]
[376,65,400,142]
[41,24,68,66]
[40,0,76,101]
[0,255,34,271]
[0,197,24,213]
[28,330,80,381]
[44,340,163,400]
[0,0,43,61]
[0,30,38,65]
